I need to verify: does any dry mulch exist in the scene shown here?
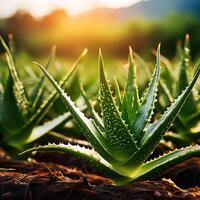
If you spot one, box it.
[0,149,200,200]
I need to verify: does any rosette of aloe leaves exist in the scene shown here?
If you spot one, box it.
[22,45,200,185]
[155,35,200,147]
[0,36,87,154]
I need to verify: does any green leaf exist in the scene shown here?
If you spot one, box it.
[80,84,104,131]
[134,65,200,164]
[0,75,25,134]
[131,45,160,143]
[20,143,129,183]
[0,37,29,116]
[8,34,16,61]
[177,34,196,117]
[25,112,71,144]
[135,145,200,181]
[34,62,118,164]
[122,47,140,128]
[99,50,138,163]
[113,77,122,110]
[159,79,174,104]
[31,45,56,110]
[12,49,88,143]
[48,131,91,147]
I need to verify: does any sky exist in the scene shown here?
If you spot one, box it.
[0,0,146,18]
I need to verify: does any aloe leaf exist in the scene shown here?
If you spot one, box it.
[133,65,200,164]
[159,79,174,104]
[99,50,138,163]
[122,47,140,129]
[25,112,71,144]
[113,77,122,109]
[177,34,196,117]
[8,34,16,61]
[30,45,56,110]
[121,93,130,128]
[135,145,200,181]
[131,45,160,143]
[13,49,87,142]
[66,72,81,101]
[114,78,130,128]
[177,34,191,95]
[25,104,87,144]
[48,131,92,147]
[0,37,29,115]
[80,84,104,131]
[0,75,25,134]
[34,62,119,164]
[20,143,128,182]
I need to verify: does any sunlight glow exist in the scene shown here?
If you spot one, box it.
[0,0,146,18]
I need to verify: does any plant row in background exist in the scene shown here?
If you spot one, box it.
[0,35,200,185]
[0,35,88,154]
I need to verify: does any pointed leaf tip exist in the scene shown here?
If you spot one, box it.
[185,33,190,41]
[98,49,103,64]
[82,48,88,56]
[129,46,133,56]
[157,43,161,57]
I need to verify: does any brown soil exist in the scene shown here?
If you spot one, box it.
[34,151,200,189]
[0,148,199,199]
[0,156,200,200]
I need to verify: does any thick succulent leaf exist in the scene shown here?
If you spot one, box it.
[99,51,138,163]
[152,48,175,98]
[177,34,191,94]
[13,49,87,142]
[8,34,16,61]
[131,45,160,143]
[121,93,130,128]
[48,131,92,147]
[66,72,81,101]
[177,34,196,118]
[132,65,200,165]
[134,145,200,181]
[114,77,130,127]
[35,62,119,164]
[123,47,140,128]
[25,112,71,144]
[20,143,129,182]
[0,75,25,134]
[30,45,56,110]
[0,36,29,116]
[159,79,173,104]
[113,77,122,109]
[80,84,104,131]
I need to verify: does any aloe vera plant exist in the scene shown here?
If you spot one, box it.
[0,36,87,152]
[156,35,200,147]
[22,45,200,185]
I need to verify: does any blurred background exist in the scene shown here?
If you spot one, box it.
[0,0,200,59]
